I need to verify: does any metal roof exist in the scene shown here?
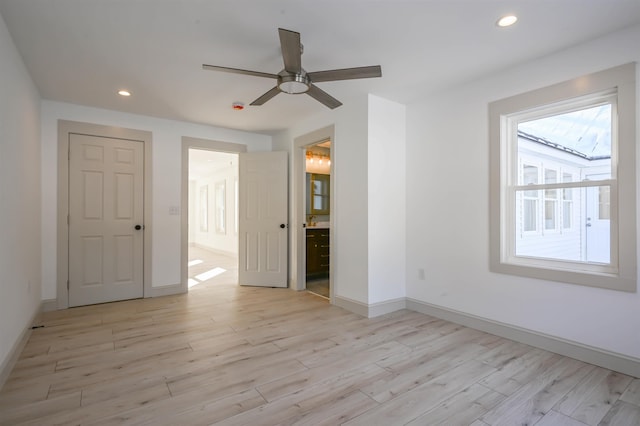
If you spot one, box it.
[518,104,611,160]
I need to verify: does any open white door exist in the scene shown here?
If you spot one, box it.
[239,151,288,287]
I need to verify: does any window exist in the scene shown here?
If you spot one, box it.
[490,63,636,292]
[215,180,226,234]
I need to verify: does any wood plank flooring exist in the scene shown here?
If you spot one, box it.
[1,250,639,425]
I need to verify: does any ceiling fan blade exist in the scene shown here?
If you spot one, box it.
[202,64,277,79]
[250,86,281,106]
[307,84,342,109]
[278,28,302,74]
[307,65,382,83]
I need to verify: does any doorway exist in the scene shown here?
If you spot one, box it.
[181,136,246,291]
[187,148,239,289]
[57,120,153,309]
[304,141,331,298]
[293,125,335,301]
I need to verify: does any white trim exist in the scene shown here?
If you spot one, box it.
[57,120,153,309]
[41,299,57,312]
[368,298,407,318]
[0,306,40,390]
[148,283,184,298]
[334,295,369,317]
[334,296,406,318]
[191,243,238,258]
[406,298,640,378]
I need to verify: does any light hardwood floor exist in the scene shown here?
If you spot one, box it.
[1,251,639,425]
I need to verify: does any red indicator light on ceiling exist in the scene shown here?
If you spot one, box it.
[232,102,244,110]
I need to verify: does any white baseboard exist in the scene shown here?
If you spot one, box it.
[334,296,369,317]
[192,243,237,258]
[41,299,57,312]
[334,296,406,318]
[332,295,639,377]
[406,298,640,378]
[0,306,40,390]
[368,298,407,317]
[149,283,186,298]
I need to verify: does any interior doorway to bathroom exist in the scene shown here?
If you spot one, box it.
[304,140,331,299]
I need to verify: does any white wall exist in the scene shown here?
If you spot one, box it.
[406,24,640,359]
[368,95,406,304]
[273,94,371,304]
[0,13,41,370]
[40,101,271,298]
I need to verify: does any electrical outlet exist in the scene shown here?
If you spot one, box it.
[418,268,425,280]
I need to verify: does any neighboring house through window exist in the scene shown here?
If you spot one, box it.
[489,63,637,292]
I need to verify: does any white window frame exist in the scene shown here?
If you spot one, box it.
[489,63,636,292]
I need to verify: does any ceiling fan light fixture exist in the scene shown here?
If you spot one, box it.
[278,74,309,94]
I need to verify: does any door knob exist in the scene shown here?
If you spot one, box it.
[135,225,143,230]
[280,224,286,229]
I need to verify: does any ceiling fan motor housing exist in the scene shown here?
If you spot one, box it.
[278,71,310,94]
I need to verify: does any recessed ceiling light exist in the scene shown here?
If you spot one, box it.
[118,90,131,97]
[497,15,518,27]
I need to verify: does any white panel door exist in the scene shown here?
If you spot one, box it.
[239,151,288,287]
[68,134,144,306]
[585,185,611,264]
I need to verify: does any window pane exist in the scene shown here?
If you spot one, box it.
[523,198,537,232]
[599,186,610,220]
[522,164,538,185]
[518,104,612,183]
[514,103,613,264]
[516,187,580,261]
[515,185,609,264]
[545,200,556,230]
[563,200,572,228]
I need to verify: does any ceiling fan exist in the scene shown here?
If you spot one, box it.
[202,28,382,109]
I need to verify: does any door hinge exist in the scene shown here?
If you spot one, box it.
[67,214,70,225]
[67,280,69,290]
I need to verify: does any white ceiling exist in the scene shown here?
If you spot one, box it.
[1,0,639,135]
[189,149,237,180]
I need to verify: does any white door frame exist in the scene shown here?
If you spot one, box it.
[293,125,335,303]
[180,137,247,290]
[57,120,153,309]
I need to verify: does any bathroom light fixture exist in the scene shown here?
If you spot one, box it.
[118,90,131,96]
[497,15,518,27]
[306,151,331,167]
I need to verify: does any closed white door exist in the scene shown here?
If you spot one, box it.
[585,184,611,264]
[68,134,144,306]
[238,151,288,287]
